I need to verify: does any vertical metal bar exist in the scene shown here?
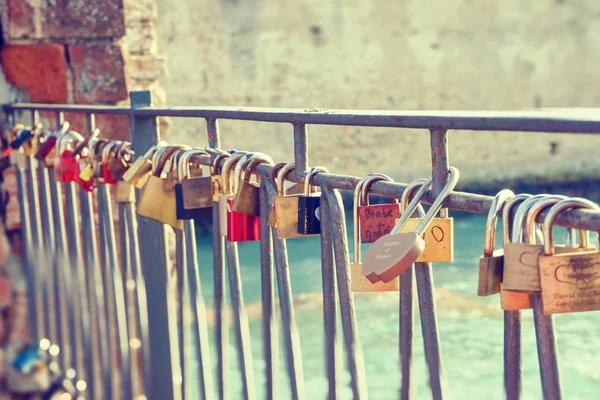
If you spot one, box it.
[265,184,305,400]
[130,90,177,400]
[207,117,228,400]
[97,183,132,400]
[25,157,46,343]
[183,219,214,400]
[504,310,522,399]
[175,229,187,399]
[259,181,277,400]
[532,296,562,400]
[37,164,58,346]
[322,188,368,399]
[63,181,89,395]
[292,124,308,179]
[430,129,449,217]
[319,192,338,400]
[225,240,256,400]
[48,170,73,371]
[123,200,152,398]
[80,187,109,399]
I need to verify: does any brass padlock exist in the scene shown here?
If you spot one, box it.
[122,141,166,188]
[177,149,213,213]
[267,162,304,227]
[136,146,184,230]
[503,195,594,292]
[499,194,534,310]
[107,141,133,181]
[396,178,454,263]
[116,181,135,203]
[211,154,229,203]
[538,198,600,315]
[477,189,515,296]
[273,163,318,239]
[351,174,399,292]
[232,153,273,216]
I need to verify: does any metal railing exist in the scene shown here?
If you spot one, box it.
[3,91,600,400]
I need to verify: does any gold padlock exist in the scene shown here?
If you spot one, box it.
[116,181,135,203]
[211,154,229,203]
[397,179,454,263]
[272,162,317,240]
[502,195,594,292]
[136,146,185,230]
[538,198,600,315]
[232,153,273,216]
[178,149,213,210]
[351,174,399,292]
[122,141,166,188]
[477,189,515,297]
[267,162,303,227]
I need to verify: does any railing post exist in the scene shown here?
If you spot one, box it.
[129,90,179,400]
[292,124,308,179]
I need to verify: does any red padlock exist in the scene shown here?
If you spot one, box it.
[101,141,119,184]
[357,173,401,243]
[218,152,261,242]
[56,150,80,182]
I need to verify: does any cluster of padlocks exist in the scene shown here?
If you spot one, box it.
[5,119,600,399]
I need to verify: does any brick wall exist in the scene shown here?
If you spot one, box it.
[0,0,169,137]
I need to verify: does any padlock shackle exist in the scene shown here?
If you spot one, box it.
[53,121,70,138]
[501,194,532,246]
[72,128,100,157]
[101,140,123,163]
[275,162,296,196]
[412,167,459,236]
[56,130,84,155]
[524,195,573,245]
[542,198,600,255]
[163,146,191,178]
[359,173,393,206]
[483,189,515,257]
[151,145,186,177]
[221,152,248,194]
[390,178,432,235]
[509,194,549,244]
[400,178,428,214]
[205,146,229,157]
[178,148,209,179]
[303,166,328,196]
[239,153,274,183]
[211,154,229,175]
[270,162,289,193]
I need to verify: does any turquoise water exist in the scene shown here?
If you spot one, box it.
[187,214,600,399]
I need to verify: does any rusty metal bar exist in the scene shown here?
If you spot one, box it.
[319,192,339,400]
[259,181,278,400]
[292,124,308,178]
[322,187,368,399]
[6,103,600,133]
[175,229,187,400]
[532,296,562,400]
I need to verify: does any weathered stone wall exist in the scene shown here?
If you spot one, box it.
[155,0,600,187]
[0,0,169,137]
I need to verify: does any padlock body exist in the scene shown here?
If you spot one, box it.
[102,162,117,184]
[225,197,260,242]
[122,157,152,188]
[477,250,504,296]
[297,194,321,235]
[34,135,57,161]
[212,176,224,202]
[233,180,261,216]
[12,347,40,373]
[503,243,596,292]
[398,217,453,262]
[274,195,309,239]
[268,183,304,228]
[539,250,600,314]
[136,175,183,229]
[116,181,135,203]
[56,151,79,183]
[358,203,401,243]
[500,285,532,310]
[351,262,399,292]
[181,176,213,210]
[175,183,209,220]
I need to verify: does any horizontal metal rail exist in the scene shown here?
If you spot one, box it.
[4,103,600,132]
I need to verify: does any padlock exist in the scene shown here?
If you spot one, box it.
[175,149,212,220]
[351,174,399,292]
[297,166,328,235]
[502,195,593,292]
[136,146,184,230]
[267,162,304,228]
[101,141,122,184]
[273,163,309,239]
[218,152,261,242]
[396,179,454,264]
[108,142,133,181]
[55,131,84,183]
[357,174,400,243]
[12,345,42,374]
[477,189,515,296]
[35,122,68,162]
[211,154,229,202]
[499,194,534,310]
[122,141,166,188]
[232,153,273,216]
[538,198,600,314]
[116,181,135,203]
[10,127,34,151]
[363,167,459,283]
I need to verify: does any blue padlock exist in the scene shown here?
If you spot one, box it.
[12,345,41,374]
